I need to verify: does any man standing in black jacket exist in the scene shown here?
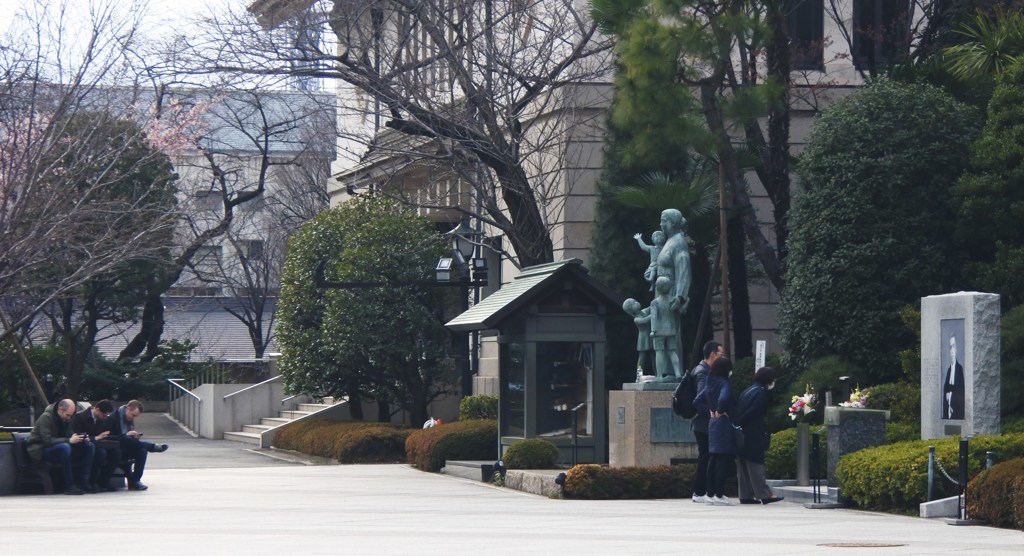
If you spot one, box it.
[105,399,168,491]
[690,341,723,503]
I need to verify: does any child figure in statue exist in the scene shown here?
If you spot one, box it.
[623,298,652,381]
[633,230,665,291]
[650,276,682,379]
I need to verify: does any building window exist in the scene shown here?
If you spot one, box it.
[241,239,265,260]
[193,245,223,278]
[853,0,910,70]
[194,191,221,212]
[786,0,824,71]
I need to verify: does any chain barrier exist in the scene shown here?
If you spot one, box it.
[933,454,961,487]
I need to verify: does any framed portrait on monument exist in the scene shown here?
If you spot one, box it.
[939,319,965,421]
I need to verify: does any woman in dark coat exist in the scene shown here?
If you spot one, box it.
[694,356,736,505]
[734,366,784,504]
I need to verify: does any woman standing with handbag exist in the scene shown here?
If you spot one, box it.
[734,366,784,504]
[694,356,737,505]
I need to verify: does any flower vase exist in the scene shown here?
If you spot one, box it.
[796,422,810,486]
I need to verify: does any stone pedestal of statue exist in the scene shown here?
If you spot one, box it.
[608,381,697,468]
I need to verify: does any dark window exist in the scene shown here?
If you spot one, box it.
[853,0,910,70]
[786,0,824,71]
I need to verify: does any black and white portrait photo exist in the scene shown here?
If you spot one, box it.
[940,319,966,420]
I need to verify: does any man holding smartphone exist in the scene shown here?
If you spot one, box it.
[105,399,168,491]
[72,399,120,492]
[26,399,96,494]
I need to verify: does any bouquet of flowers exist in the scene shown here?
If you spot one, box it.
[789,385,818,421]
[839,386,868,408]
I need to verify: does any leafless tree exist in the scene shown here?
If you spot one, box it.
[117,86,334,361]
[0,1,182,401]
[183,0,613,268]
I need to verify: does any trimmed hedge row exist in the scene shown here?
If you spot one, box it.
[562,464,695,499]
[503,438,561,469]
[272,418,410,463]
[765,427,829,480]
[967,457,1024,529]
[837,432,1024,512]
[405,419,498,472]
[459,395,498,420]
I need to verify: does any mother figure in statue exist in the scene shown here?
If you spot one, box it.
[652,208,692,379]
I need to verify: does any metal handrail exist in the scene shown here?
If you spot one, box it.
[222,375,282,401]
[167,378,202,437]
[168,378,201,401]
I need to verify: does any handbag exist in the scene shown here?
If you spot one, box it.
[732,425,745,451]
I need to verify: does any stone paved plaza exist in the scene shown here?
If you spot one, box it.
[2,413,1021,555]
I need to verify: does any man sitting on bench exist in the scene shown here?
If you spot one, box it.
[26,399,96,494]
[72,399,120,492]
[105,399,167,491]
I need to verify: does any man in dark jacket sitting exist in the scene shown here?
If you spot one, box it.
[72,399,120,492]
[26,399,96,494]
[105,399,168,491]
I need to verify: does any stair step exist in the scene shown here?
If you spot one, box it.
[261,417,291,427]
[224,431,261,445]
[242,424,272,434]
[279,410,313,420]
[297,403,332,412]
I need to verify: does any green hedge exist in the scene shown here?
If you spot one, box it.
[966,457,1024,529]
[765,427,829,480]
[837,433,1024,512]
[459,395,498,420]
[562,464,695,499]
[503,438,561,469]
[405,419,498,472]
[272,418,411,463]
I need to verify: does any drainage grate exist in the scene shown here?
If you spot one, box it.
[818,543,908,548]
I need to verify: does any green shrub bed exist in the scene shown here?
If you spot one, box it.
[503,438,561,469]
[562,464,695,499]
[837,432,1024,513]
[966,457,1024,529]
[405,419,498,472]
[273,418,411,463]
[765,427,829,480]
[459,395,498,420]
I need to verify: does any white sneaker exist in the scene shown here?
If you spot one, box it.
[711,496,736,506]
[691,494,710,504]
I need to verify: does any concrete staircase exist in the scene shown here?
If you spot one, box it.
[223,400,335,445]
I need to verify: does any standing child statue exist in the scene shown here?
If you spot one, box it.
[650,276,682,379]
[633,230,665,291]
[623,298,652,381]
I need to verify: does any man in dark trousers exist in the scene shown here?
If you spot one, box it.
[943,335,966,420]
[105,399,168,491]
[72,399,120,492]
[26,399,95,494]
[690,341,724,503]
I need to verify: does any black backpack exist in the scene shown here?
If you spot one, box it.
[672,368,698,419]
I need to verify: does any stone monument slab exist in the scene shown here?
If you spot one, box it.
[920,292,1001,440]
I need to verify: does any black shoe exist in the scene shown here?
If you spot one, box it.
[761,496,784,504]
[100,485,118,492]
[65,485,85,495]
[150,444,168,453]
[739,498,759,504]
[81,483,98,494]
[128,482,149,491]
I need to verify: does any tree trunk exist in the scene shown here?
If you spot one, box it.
[727,217,752,359]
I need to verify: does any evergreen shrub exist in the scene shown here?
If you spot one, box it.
[405,419,497,472]
[272,418,410,463]
[765,427,828,480]
[459,395,498,420]
[562,464,695,499]
[837,433,1024,512]
[865,382,919,424]
[966,457,1024,529]
[502,438,561,469]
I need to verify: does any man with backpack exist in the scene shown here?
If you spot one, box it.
[688,341,723,503]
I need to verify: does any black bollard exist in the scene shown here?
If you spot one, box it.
[958,437,969,519]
